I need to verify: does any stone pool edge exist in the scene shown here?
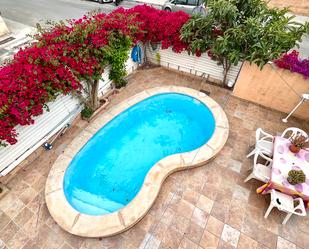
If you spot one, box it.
[45,86,229,237]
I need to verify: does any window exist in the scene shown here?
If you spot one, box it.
[187,0,198,6]
[176,0,187,5]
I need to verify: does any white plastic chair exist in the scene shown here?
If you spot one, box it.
[247,128,274,158]
[281,127,308,140]
[264,189,307,225]
[244,150,272,183]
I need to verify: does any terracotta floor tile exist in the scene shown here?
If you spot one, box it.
[6,229,29,249]
[210,201,230,223]
[221,224,240,248]
[179,237,199,249]
[277,237,296,249]
[226,199,246,230]
[176,199,195,219]
[152,222,169,242]
[170,213,190,235]
[0,221,19,244]
[13,207,34,227]
[237,233,258,249]
[139,233,161,249]
[191,207,209,228]
[182,189,200,205]
[0,211,10,231]
[19,187,38,205]
[60,243,74,249]
[136,213,156,233]
[0,68,307,249]
[241,217,259,241]
[161,226,182,249]
[197,195,214,214]
[21,239,40,249]
[185,221,204,244]
[3,198,25,219]
[122,226,146,247]
[217,239,236,249]
[200,231,220,249]
[206,216,224,238]
[256,227,277,249]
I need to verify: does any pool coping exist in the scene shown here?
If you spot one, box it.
[45,86,229,237]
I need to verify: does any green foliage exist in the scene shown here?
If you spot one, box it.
[181,0,309,84]
[104,32,132,89]
[287,170,306,185]
[81,106,94,119]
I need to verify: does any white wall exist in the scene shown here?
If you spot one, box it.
[146,46,242,84]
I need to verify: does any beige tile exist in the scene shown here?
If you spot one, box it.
[206,216,224,237]
[185,222,204,244]
[19,187,38,205]
[221,224,240,248]
[183,189,200,205]
[256,227,277,249]
[200,230,220,249]
[153,222,169,241]
[237,233,258,249]
[0,221,19,244]
[210,201,230,223]
[170,213,190,234]
[191,207,209,228]
[2,198,25,219]
[176,199,195,219]
[139,233,160,249]
[13,207,34,227]
[180,237,199,249]
[160,207,176,226]
[0,210,10,231]
[197,195,214,213]
[161,227,182,249]
[6,229,29,249]
[60,243,74,249]
[276,237,296,249]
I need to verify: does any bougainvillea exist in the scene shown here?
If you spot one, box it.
[0,5,190,146]
[274,50,309,79]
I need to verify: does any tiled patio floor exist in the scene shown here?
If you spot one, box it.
[0,67,308,249]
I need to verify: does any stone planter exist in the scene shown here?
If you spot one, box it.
[82,98,110,123]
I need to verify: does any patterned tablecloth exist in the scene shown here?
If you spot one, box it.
[257,136,309,203]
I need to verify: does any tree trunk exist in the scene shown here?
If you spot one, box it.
[222,58,231,86]
[91,78,100,110]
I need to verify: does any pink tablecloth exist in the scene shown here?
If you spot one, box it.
[257,136,309,203]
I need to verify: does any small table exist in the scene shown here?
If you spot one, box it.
[257,136,309,204]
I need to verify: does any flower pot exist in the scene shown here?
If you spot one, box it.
[289,144,300,153]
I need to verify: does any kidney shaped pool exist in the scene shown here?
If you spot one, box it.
[63,93,215,216]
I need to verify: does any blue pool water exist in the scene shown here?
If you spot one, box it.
[64,93,215,215]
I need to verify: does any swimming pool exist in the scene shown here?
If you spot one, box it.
[45,86,229,237]
[64,93,215,216]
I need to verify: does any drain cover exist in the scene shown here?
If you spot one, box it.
[0,37,15,45]
[200,89,210,96]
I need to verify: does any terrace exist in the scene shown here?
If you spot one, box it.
[0,67,308,249]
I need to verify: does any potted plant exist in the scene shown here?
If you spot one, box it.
[287,169,306,185]
[289,135,309,153]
